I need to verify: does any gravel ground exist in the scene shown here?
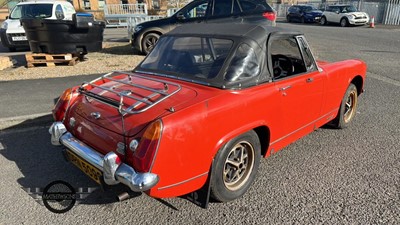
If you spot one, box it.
[0,42,144,81]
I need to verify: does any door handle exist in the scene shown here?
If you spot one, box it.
[279,85,292,91]
[306,77,314,83]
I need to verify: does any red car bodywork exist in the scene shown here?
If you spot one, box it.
[51,24,367,201]
[53,59,366,198]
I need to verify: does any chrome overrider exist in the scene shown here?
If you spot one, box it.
[49,122,159,192]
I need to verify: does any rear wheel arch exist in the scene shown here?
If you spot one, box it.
[213,124,269,157]
[143,29,163,38]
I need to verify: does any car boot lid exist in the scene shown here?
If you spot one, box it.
[69,71,200,136]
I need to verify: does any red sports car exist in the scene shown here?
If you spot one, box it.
[50,23,367,203]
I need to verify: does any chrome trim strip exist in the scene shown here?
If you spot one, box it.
[270,108,339,146]
[60,132,106,171]
[157,171,209,190]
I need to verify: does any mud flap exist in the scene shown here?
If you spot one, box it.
[183,160,213,209]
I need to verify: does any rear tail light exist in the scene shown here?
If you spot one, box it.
[263,11,277,21]
[52,87,78,121]
[133,120,163,172]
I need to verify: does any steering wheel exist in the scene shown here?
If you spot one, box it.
[272,54,294,79]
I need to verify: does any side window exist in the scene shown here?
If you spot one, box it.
[232,0,241,14]
[10,6,22,19]
[183,1,209,19]
[225,43,260,82]
[213,0,232,17]
[297,36,316,71]
[270,37,307,79]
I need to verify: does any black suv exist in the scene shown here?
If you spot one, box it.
[131,0,276,54]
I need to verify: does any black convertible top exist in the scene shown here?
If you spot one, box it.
[138,23,306,89]
[166,23,303,43]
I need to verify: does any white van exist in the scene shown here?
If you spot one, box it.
[0,0,76,51]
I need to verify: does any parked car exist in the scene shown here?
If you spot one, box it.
[286,4,322,23]
[130,0,276,55]
[0,0,76,52]
[320,4,369,27]
[50,23,366,203]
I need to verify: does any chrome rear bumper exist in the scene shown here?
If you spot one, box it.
[49,122,159,192]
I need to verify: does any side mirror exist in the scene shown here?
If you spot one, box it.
[55,11,65,20]
[176,12,185,20]
[335,10,340,14]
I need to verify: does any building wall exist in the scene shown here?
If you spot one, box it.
[0,8,9,21]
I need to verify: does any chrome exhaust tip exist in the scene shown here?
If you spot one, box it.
[117,192,131,202]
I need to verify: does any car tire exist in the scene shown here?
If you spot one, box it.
[141,33,160,55]
[340,18,349,27]
[287,15,291,23]
[320,16,327,25]
[331,83,358,129]
[301,16,305,23]
[8,47,16,52]
[210,130,261,202]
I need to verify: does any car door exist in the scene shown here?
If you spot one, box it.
[296,6,305,21]
[288,6,299,21]
[324,6,334,22]
[268,34,325,146]
[330,6,341,23]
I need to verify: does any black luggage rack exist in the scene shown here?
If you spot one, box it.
[79,71,182,115]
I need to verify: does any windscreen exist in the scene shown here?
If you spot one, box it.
[138,36,233,84]
[10,4,53,19]
[341,5,358,13]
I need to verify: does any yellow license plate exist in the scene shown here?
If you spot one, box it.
[66,150,103,184]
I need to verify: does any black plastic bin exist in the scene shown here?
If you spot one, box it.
[21,13,105,54]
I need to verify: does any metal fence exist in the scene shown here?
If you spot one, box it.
[384,0,400,25]
[104,4,148,17]
[272,0,400,25]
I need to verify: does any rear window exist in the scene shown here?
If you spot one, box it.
[10,4,53,19]
[139,36,233,82]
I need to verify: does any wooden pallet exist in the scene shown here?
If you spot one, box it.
[25,53,80,68]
